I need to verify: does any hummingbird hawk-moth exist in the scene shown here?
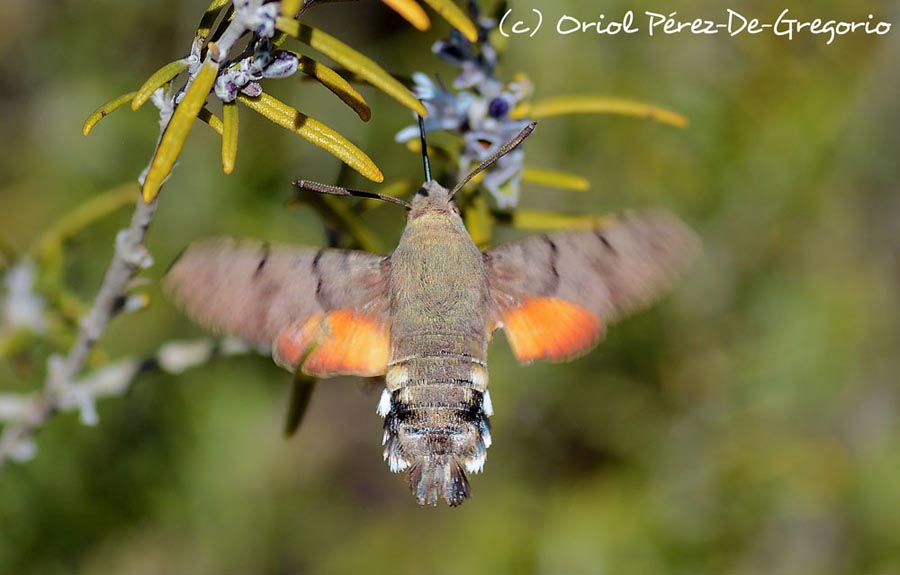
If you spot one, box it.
[164,123,699,506]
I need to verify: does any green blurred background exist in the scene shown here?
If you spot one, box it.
[1,0,899,573]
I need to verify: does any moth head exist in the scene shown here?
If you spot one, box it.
[409,180,460,219]
[406,114,462,220]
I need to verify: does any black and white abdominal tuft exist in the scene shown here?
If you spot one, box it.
[377,388,493,506]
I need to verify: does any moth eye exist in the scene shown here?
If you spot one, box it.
[451,205,461,216]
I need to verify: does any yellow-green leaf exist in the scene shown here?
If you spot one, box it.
[275,15,300,38]
[0,329,40,360]
[290,52,371,121]
[237,92,384,183]
[132,60,189,111]
[222,101,239,174]
[281,0,304,18]
[30,183,139,261]
[82,91,138,136]
[464,193,494,249]
[420,0,478,41]
[382,0,431,31]
[272,31,290,49]
[142,54,219,203]
[324,196,384,253]
[299,195,385,254]
[522,167,590,191]
[198,107,224,135]
[509,210,611,231]
[198,0,231,40]
[292,24,426,116]
[512,96,689,129]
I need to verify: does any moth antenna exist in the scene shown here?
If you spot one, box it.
[294,180,412,210]
[448,122,536,201]
[418,114,432,183]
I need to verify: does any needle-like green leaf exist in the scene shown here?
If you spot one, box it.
[464,193,494,249]
[290,52,371,121]
[30,183,139,262]
[283,372,317,438]
[222,101,239,174]
[237,92,384,183]
[382,0,431,31]
[507,210,612,231]
[281,0,304,18]
[198,107,224,135]
[291,24,427,116]
[197,0,231,41]
[142,54,219,203]
[132,60,189,111]
[298,194,385,254]
[512,96,689,129]
[82,91,138,136]
[522,167,591,191]
[29,183,138,293]
[275,16,301,38]
[419,0,478,41]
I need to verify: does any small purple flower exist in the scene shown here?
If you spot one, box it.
[214,75,239,102]
[247,58,268,81]
[263,51,299,79]
[214,48,294,103]
[243,3,280,38]
[395,3,534,208]
[231,68,251,88]
[488,97,510,119]
[240,82,263,97]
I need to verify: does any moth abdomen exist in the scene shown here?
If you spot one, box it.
[408,456,470,507]
[379,375,493,506]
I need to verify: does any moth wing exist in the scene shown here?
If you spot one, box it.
[164,238,390,377]
[484,209,699,363]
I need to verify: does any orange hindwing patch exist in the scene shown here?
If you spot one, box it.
[273,310,389,377]
[500,298,603,363]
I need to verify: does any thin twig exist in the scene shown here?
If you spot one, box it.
[0,172,159,466]
[0,337,253,463]
[0,3,258,466]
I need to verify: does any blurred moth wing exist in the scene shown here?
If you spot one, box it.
[164,239,392,377]
[485,209,699,362]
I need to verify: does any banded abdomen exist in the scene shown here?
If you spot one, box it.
[379,335,493,506]
[383,216,493,506]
